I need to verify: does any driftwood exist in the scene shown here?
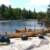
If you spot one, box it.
[14,29,45,38]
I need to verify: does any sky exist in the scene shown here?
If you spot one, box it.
[0,0,50,12]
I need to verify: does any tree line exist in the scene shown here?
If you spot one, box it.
[0,4,49,20]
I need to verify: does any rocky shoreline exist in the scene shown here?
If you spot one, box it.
[0,28,50,38]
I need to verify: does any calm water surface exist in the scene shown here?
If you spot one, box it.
[0,20,45,32]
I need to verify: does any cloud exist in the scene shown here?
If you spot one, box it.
[0,0,50,11]
[0,0,10,6]
[25,0,50,11]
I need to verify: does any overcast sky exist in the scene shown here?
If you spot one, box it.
[0,0,50,12]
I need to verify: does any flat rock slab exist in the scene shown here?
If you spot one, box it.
[0,37,50,50]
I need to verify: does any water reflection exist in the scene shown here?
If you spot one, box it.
[0,20,45,32]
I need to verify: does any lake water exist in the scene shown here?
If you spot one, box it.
[0,20,45,32]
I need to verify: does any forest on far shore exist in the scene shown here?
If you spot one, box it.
[0,4,50,27]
